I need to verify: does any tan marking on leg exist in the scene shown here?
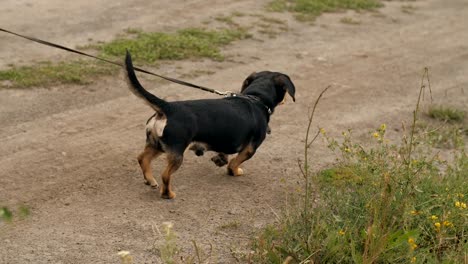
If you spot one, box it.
[160,153,183,199]
[228,144,255,176]
[137,145,162,188]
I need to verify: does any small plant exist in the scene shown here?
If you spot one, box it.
[0,205,29,222]
[159,222,178,264]
[117,251,133,264]
[0,207,13,222]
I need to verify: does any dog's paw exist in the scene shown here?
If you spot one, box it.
[227,167,244,176]
[144,180,159,188]
[161,191,176,199]
[211,154,228,167]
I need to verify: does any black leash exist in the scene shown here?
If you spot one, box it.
[0,27,229,96]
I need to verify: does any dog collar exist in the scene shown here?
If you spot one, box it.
[227,93,272,115]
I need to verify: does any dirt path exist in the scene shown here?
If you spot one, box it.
[1,0,467,263]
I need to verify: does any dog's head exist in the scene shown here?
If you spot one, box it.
[240,71,296,111]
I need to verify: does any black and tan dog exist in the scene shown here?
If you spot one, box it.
[124,51,295,199]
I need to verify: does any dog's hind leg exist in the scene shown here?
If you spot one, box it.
[137,145,162,188]
[160,153,183,199]
[227,144,255,176]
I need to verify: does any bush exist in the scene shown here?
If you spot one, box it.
[251,70,468,263]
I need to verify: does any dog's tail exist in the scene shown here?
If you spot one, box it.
[125,51,169,113]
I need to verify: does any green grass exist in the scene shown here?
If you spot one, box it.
[0,60,115,88]
[94,28,250,64]
[0,205,29,222]
[251,73,468,263]
[0,27,250,88]
[428,105,466,123]
[268,0,383,21]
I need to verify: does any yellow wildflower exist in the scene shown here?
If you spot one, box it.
[455,201,461,208]
[410,210,419,215]
[345,147,351,153]
[443,220,453,227]
[380,124,386,131]
[320,128,326,134]
[434,222,441,231]
[411,257,416,263]
[338,230,345,236]
[430,215,438,221]
[408,237,417,250]
[372,132,379,139]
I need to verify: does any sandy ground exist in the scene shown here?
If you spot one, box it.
[0,0,467,263]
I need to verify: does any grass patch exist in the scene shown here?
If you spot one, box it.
[0,27,250,88]
[92,28,250,64]
[268,0,383,21]
[0,60,115,88]
[251,71,468,263]
[428,105,466,123]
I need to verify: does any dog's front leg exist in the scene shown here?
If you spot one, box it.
[137,145,162,188]
[227,144,255,176]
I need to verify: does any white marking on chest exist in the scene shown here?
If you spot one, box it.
[146,115,167,137]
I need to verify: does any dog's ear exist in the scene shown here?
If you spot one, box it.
[241,72,257,92]
[274,74,296,102]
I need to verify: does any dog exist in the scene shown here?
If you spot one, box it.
[124,51,296,199]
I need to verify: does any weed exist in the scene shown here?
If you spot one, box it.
[428,105,465,123]
[0,205,29,223]
[150,222,216,263]
[268,0,383,21]
[0,207,13,222]
[158,222,178,264]
[251,69,468,263]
